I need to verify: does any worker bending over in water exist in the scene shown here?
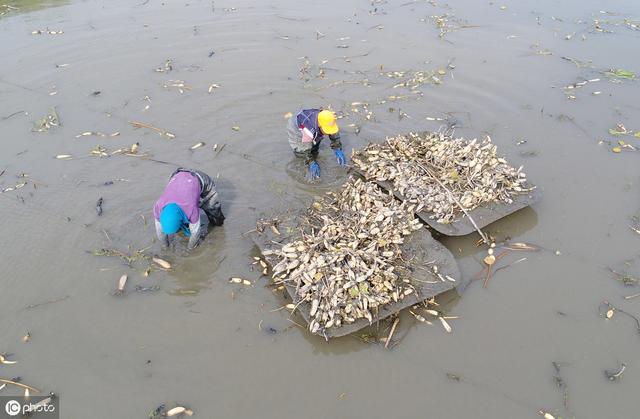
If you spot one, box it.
[287,108,346,180]
[154,168,224,250]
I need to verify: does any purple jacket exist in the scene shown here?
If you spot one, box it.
[153,171,202,223]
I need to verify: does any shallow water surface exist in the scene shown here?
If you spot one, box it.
[1,0,640,417]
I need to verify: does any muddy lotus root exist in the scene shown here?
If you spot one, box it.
[264,177,426,334]
[352,132,532,224]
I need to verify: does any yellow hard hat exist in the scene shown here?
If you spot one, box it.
[318,110,339,135]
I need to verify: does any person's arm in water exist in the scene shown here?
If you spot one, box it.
[187,220,202,250]
[301,139,321,179]
[155,215,201,250]
[155,220,170,248]
[328,133,346,165]
[328,132,342,150]
[298,126,318,165]
[308,159,321,179]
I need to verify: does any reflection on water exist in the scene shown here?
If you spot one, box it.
[0,0,68,17]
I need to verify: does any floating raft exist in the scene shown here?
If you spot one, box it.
[352,131,541,236]
[352,166,541,236]
[249,212,460,338]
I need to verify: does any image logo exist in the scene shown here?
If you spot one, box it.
[1,396,58,418]
[4,400,20,417]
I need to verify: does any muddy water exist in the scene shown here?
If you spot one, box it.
[1,0,640,417]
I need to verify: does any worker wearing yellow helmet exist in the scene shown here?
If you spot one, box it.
[287,108,346,180]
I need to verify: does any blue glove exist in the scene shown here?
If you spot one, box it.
[335,149,346,166]
[308,161,321,180]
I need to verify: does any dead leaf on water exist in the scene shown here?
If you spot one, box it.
[231,126,240,131]
[604,69,636,80]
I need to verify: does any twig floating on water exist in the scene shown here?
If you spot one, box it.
[0,378,39,393]
[275,14,310,22]
[600,300,640,334]
[493,257,527,274]
[214,143,226,158]
[129,120,175,138]
[1,110,24,120]
[385,317,399,349]
[24,295,70,310]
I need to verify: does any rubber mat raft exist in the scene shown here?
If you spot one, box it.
[250,208,459,339]
[352,131,541,236]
